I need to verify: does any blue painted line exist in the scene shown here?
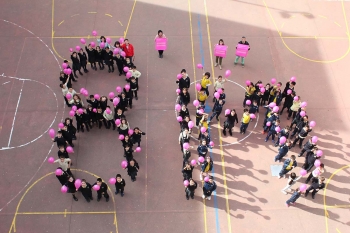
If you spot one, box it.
[197,13,221,233]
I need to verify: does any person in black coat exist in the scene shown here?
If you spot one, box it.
[291,116,309,138]
[93,178,109,202]
[274,126,290,147]
[182,162,194,181]
[113,108,125,121]
[125,159,139,182]
[305,176,325,199]
[65,176,78,201]
[104,47,114,73]
[117,93,129,113]
[290,107,305,129]
[179,88,191,106]
[282,81,296,99]
[87,105,97,125]
[61,126,74,147]
[182,148,191,167]
[179,105,190,119]
[95,46,105,70]
[302,147,318,172]
[124,145,136,162]
[209,99,224,122]
[82,108,91,132]
[75,111,84,133]
[123,88,133,109]
[292,125,312,149]
[86,95,99,109]
[56,167,69,186]
[131,127,146,147]
[63,60,77,82]
[127,77,139,100]
[52,131,67,148]
[185,178,197,200]
[70,52,83,78]
[113,53,125,76]
[176,69,190,90]
[223,109,238,136]
[58,145,69,158]
[64,118,77,140]
[122,135,134,149]
[96,107,107,129]
[85,44,97,70]
[78,179,93,202]
[78,49,89,73]
[299,138,317,157]
[274,140,291,162]
[280,92,295,115]
[114,174,126,196]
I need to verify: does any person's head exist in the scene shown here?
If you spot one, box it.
[204,72,210,79]
[59,145,65,152]
[185,162,191,168]
[121,118,127,124]
[184,116,190,122]
[97,107,102,113]
[290,81,296,87]
[181,69,187,77]
[304,125,310,131]
[134,127,140,133]
[59,83,65,89]
[121,92,126,98]
[125,135,130,141]
[106,105,111,110]
[183,128,189,134]
[253,100,257,106]
[132,65,137,70]
[208,176,214,183]
[201,139,207,146]
[303,116,308,122]
[101,96,107,101]
[231,109,236,115]
[130,160,135,166]
[88,104,92,110]
[126,57,130,63]
[243,108,248,113]
[312,147,318,152]
[89,95,95,101]
[59,155,65,162]
[124,39,129,45]
[206,156,211,162]
[320,163,325,169]
[290,155,296,161]
[182,88,188,94]
[241,36,246,42]
[218,39,224,45]
[130,77,136,83]
[116,174,122,182]
[65,118,70,124]
[265,83,270,89]
[81,179,87,188]
[319,176,325,183]
[275,119,280,125]
[97,178,102,185]
[100,36,106,42]
[96,46,101,51]
[117,108,122,114]
[72,52,77,57]
[60,71,65,77]
[158,30,163,36]
[218,75,223,82]
[105,47,110,52]
[125,145,130,151]
[57,131,62,137]
[290,172,296,180]
[181,104,187,111]
[284,126,290,132]
[189,178,195,185]
[285,140,291,146]
[79,48,83,54]
[221,88,225,93]
[114,41,120,47]
[88,44,92,49]
[68,176,74,182]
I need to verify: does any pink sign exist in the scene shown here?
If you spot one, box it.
[235,44,249,57]
[214,45,228,58]
[155,38,167,51]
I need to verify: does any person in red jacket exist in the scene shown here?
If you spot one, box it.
[121,39,135,61]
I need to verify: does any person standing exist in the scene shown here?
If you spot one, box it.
[281,172,301,194]
[70,52,84,78]
[305,163,325,184]
[65,176,78,201]
[125,159,139,182]
[56,167,69,186]
[176,69,190,91]
[223,109,238,136]
[285,188,302,207]
[121,39,135,61]
[213,76,226,102]
[302,147,319,172]
[240,109,250,134]
[278,155,297,179]
[85,44,97,71]
[234,36,250,67]
[200,156,213,181]
[214,39,225,70]
[209,99,224,122]
[185,178,197,200]
[305,176,326,199]
[104,47,114,73]
[291,125,312,149]
[54,156,73,176]
[274,140,291,162]
[200,72,212,97]
[202,176,217,200]
[114,174,126,197]
[155,30,166,58]
[298,138,317,157]
[78,48,89,73]
[93,178,109,202]
[78,179,93,202]
[182,162,194,181]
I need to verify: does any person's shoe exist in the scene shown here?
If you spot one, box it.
[119,73,122,76]
[108,70,111,73]
[219,65,222,70]
[135,96,138,100]
[290,202,295,205]
[272,140,275,143]
[130,105,132,109]
[214,63,218,67]
[278,176,282,179]
[121,192,124,197]
[265,139,268,142]
[72,80,77,82]
[285,203,290,208]
[79,72,83,75]
[99,67,103,70]
[207,196,211,200]
[74,75,79,78]
[234,62,237,66]
[191,195,194,199]
[132,178,135,182]
[186,196,189,200]
[202,195,205,199]
[84,69,88,73]
[305,192,309,197]
[97,198,101,202]
[90,196,93,200]
[115,190,119,195]
[281,190,287,195]
[159,54,161,58]
[229,131,233,136]
[287,117,290,120]
[81,128,84,133]
[112,70,114,73]
[241,64,245,68]
[86,198,90,202]
[222,130,226,136]
[73,196,78,201]
[312,195,315,199]
[298,154,302,157]
[106,197,109,202]
[216,117,219,121]
[70,143,74,147]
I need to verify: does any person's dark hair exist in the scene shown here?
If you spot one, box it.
[320,163,324,168]
[59,145,64,149]
[124,39,129,42]
[204,72,211,78]
[289,172,297,185]
[59,155,65,159]
[114,41,120,47]
[291,81,296,86]
[130,76,136,80]
[97,178,102,182]
[132,66,136,69]
[181,69,186,73]
[59,84,64,88]
[158,30,163,34]
[242,36,246,39]
[221,88,225,91]
[64,60,68,63]
[244,108,248,112]
[89,95,94,98]
[134,127,139,130]
[285,126,290,130]
[209,176,214,180]
[81,179,86,183]
[100,36,106,42]
[218,39,224,45]
[218,75,222,79]
[57,131,62,134]
[291,155,296,160]
[72,51,77,56]
[116,174,121,178]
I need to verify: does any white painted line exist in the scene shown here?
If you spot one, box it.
[7,80,25,147]
[1,81,10,85]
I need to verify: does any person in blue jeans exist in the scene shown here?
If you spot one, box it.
[202,176,217,201]
[274,140,291,162]
[278,155,297,178]
[234,36,250,67]
[285,188,302,207]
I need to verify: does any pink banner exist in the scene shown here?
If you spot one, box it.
[235,44,249,57]
[155,38,167,51]
[214,45,228,58]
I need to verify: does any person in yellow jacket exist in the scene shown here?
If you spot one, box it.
[240,109,250,134]
[201,72,212,96]
[198,89,208,105]
[243,82,255,107]
[287,97,301,120]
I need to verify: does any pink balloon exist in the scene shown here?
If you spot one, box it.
[193,100,199,107]
[245,100,251,105]
[66,93,72,99]
[100,42,105,48]
[184,180,189,186]
[109,92,115,99]
[126,71,132,78]
[197,64,203,69]
[124,84,130,90]
[269,102,276,108]
[214,92,220,99]
[188,121,194,129]
[245,80,251,86]
[309,121,316,127]
[299,184,307,192]
[115,119,121,126]
[109,178,116,184]
[259,84,264,88]
[300,169,307,176]
[273,106,279,113]
[94,94,100,100]
[116,86,122,92]
[135,147,141,152]
[123,67,129,72]
[48,157,54,164]
[316,150,323,157]
[74,179,82,189]
[183,143,190,150]
[92,30,97,36]
[66,146,74,153]
[90,42,96,48]
[113,97,120,106]
[55,169,63,176]
[249,114,256,119]
[209,141,214,147]
[177,74,182,79]
[277,83,281,87]
[290,76,296,82]
[314,159,321,167]
[198,156,205,163]
[294,96,299,101]
[78,108,83,114]
[225,70,231,77]
[69,48,73,52]
[279,136,286,144]
[311,136,318,144]
[93,108,97,113]
[49,129,55,138]
[217,88,223,94]
[195,83,202,91]
[301,102,307,108]
[93,185,100,191]
[61,185,68,193]
[119,37,124,43]
[58,123,64,129]
[106,108,111,114]
[113,48,119,54]
[287,89,292,95]
[121,160,128,168]
[198,109,204,115]
[83,90,89,97]
[128,129,134,136]
[200,127,207,133]
[177,116,183,122]
[118,134,125,140]
[120,51,126,57]
[66,68,72,75]
[80,38,86,44]
[175,104,181,111]
[62,63,68,69]
[190,159,197,166]
[225,109,230,115]
[271,78,276,84]
[314,169,321,176]
[266,122,271,126]
[204,176,209,182]
[176,89,181,94]
[75,45,81,51]
[260,87,265,93]
[69,110,75,117]
[300,111,306,117]
[72,106,77,111]
[275,126,281,133]
[106,37,111,43]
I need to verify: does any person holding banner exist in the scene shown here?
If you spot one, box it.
[155,30,167,58]
[234,36,250,67]
[214,39,226,70]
